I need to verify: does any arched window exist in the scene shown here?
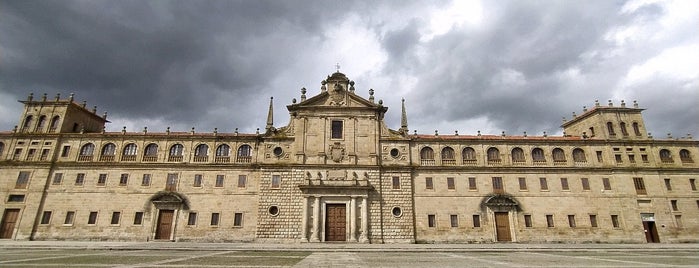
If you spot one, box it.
[216,144,230,157]
[123,143,138,156]
[420,147,434,160]
[441,147,455,165]
[532,148,545,162]
[170,144,184,156]
[572,148,586,162]
[552,148,566,162]
[194,144,209,157]
[144,143,158,156]
[80,143,95,156]
[620,122,628,136]
[236,144,252,163]
[22,115,33,132]
[101,143,116,156]
[659,149,673,163]
[37,115,47,132]
[487,147,500,162]
[49,116,60,132]
[606,122,615,136]
[462,147,476,162]
[679,149,692,163]
[511,147,525,162]
[632,122,641,136]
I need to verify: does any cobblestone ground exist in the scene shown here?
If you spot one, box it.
[0,248,698,267]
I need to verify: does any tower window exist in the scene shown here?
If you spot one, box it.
[331,120,343,139]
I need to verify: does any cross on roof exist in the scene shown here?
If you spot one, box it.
[335,63,340,72]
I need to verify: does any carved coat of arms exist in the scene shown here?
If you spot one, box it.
[329,142,345,162]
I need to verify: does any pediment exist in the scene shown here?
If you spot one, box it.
[288,91,382,110]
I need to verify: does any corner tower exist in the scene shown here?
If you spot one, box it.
[562,100,647,140]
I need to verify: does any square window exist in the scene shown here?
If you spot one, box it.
[540,178,548,191]
[166,173,178,191]
[271,175,281,188]
[215,175,225,187]
[590,215,598,228]
[64,211,75,225]
[560,178,569,190]
[596,151,603,162]
[450,215,458,227]
[141,174,151,186]
[119,174,129,186]
[671,200,678,211]
[602,178,611,190]
[633,177,646,195]
[492,177,503,193]
[194,174,203,187]
[97,174,107,186]
[468,177,477,190]
[111,212,121,225]
[611,215,620,228]
[447,177,455,190]
[581,178,590,191]
[690,179,697,191]
[211,213,220,226]
[615,154,622,163]
[392,177,400,189]
[133,212,144,225]
[524,215,532,228]
[628,154,636,163]
[52,173,63,185]
[15,171,30,189]
[7,194,25,202]
[568,215,576,227]
[518,177,527,190]
[238,175,247,188]
[61,145,71,157]
[641,154,649,162]
[472,215,481,227]
[88,212,98,225]
[188,212,197,225]
[425,177,433,190]
[675,215,682,228]
[546,215,554,227]
[427,215,436,228]
[75,173,85,186]
[40,211,52,225]
[331,120,343,139]
[664,178,672,191]
[234,213,243,227]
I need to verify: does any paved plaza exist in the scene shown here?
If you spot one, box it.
[0,241,697,267]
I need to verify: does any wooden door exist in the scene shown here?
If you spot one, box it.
[325,204,346,242]
[155,210,174,240]
[643,221,660,243]
[494,212,511,242]
[0,209,20,239]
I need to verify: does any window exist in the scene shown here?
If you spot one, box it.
[61,145,71,157]
[194,174,203,187]
[392,177,400,189]
[75,173,85,186]
[473,215,481,227]
[450,215,459,227]
[606,122,615,136]
[111,212,121,225]
[675,215,682,228]
[36,115,47,131]
[13,148,22,160]
[691,179,697,191]
[128,212,143,225]
[581,178,590,190]
[188,212,197,225]
[64,211,75,225]
[238,175,247,188]
[590,215,598,227]
[119,174,129,186]
[141,174,151,186]
[40,148,50,161]
[568,215,576,227]
[215,175,225,187]
[628,154,636,163]
[518,177,527,190]
[540,177,548,191]
[511,147,525,162]
[97,174,107,186]
[524,215,532,228]
[462,147,476,162]
[487,147,500,162]
[633,177,646,195]
[123,143,137,156]
[236,145,252,163]
[392,207,402,218]
[169,144,184,157]
[572,148,586,162]
[52,173,63,185]
[271,175,281,188]
[441,147,455,164]
[546,215,554,227]
[40,211,52,224]
[492,177,503,193]
[101,143,116,157]
[7,195,25,202]
[641,154,649,162]
[166,173,178,191]
[26,148,36,160]
[49,116,60,132]
[15,171,30,189]
[330,120,343,139]
[602,178,611,190]
[664,178,672,191]
[22,115,33,132]
[596,151,603,162]
[615,154,622,163]
[216,144,230,157]
[80,143,95,156]
[671,200,678,211]
[428,215,436,227]
[468,177,477,190]
[611,215,620,228]
[659,149,673,163]
[532,148,545,162]
[144,143,158,156]
[552,148,565,162]
[86,212,97,224]
[425,177,433,190]
[211,213,220,226]
[0,142,4,156]
[194,144,209,157]
[632,122,641,136]
[620,122,628,136]
[234,213,243,227]
[680,149,693,163]
[420,147,434,161]
[447,177,455,190]
[560,178,569,190]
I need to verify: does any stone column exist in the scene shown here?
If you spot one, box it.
[310,196,321,242]
[350,196,357,242]
[300,196,309,242]
[359,196,369,243]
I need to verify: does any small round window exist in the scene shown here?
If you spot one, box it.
[391,207,402,218]
[390,148,400,158]
[268,206,280,216]
[273,147,283,157]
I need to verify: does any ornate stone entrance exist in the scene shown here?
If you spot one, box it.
[481,194,520,242]
[325,204,347,241]
[149,192,188,241]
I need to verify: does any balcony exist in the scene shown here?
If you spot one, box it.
[215,156,230,163]
[236,156,252,163]
[442,159,456,166]
[168,155,183,162]
[420,159,435,166]
[99,155,115,162]
[462,159,477,166]
[553,160,567,166]
[487,159,502,166]
[121,155,137,162]
[193,156,209,163]
[77,155,93,162]
[142,155,158,162]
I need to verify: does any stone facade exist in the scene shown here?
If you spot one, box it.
[0,72,697,244]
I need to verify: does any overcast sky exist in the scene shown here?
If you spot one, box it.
[1,0,697,138]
